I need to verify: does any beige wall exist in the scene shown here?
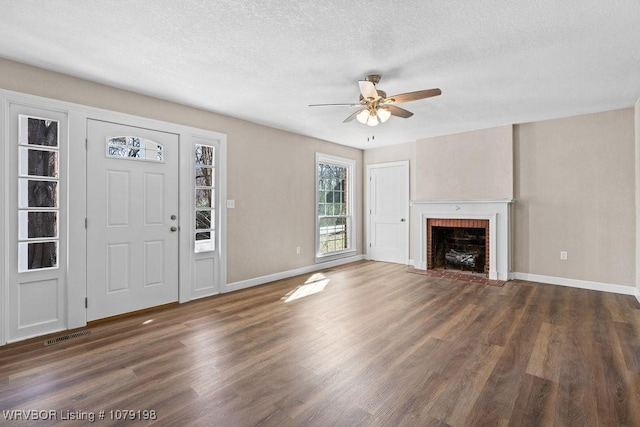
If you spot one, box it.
[514,108,635,286]
[364,110,636,287]
[0,58,363,284]
[415,125,514,200]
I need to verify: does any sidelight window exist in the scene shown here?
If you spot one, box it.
[18,115,60,271]
[194,144,215,252]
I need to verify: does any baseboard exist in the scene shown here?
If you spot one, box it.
[408,259,415,267]
[225,255,365,293]
[635,288,640,304]
[513,272,637,296]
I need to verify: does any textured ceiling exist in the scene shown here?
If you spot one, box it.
[1,1,639,149]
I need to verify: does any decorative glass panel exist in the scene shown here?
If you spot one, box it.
[19,179,58,208]
[106,136,164,162]
[19,115,59,147]
[19,148,59,177]
[19,211,58,239]
[18,241,58,271]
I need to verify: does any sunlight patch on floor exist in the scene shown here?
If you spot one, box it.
[282,273,330,303]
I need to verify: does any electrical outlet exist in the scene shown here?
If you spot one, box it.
[560,251,568,261]
[226,199,235,209]
[296,246,301,255]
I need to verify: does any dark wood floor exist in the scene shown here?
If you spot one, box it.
[1,261,640,426]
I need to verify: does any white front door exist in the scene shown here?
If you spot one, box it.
[86,120,179,321]
[368,161,409,264]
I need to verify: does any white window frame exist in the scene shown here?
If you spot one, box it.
[194,143,215,253]
[315,153,356,262]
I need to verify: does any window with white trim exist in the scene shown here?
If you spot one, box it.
[194,144,215,252]
[316,154,355,260]
[17,115,60,271]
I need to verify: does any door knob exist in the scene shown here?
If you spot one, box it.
[170,226,178,232]
[170,214,177,220]
[400,218,406,222]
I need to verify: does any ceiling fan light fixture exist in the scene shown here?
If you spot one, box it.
[356,109,369,124]
[377,107,391,123]
[366,113,379,127]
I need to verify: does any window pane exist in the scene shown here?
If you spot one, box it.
[19,211,58,239]
[19,148,58,177]
[195,231,211,241]
[319,216,348,254]
[126,148,142,158]
[106,136,163,162]
[19,179,58,208]
[195,145,214,166]
[19,116,59,147]
[195,210,212,230]
[195,232,215,252]
[195,189,213,208]
[144,140,164,161]
[19,241,58,271]
[196,166,214,187]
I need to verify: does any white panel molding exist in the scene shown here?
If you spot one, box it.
[513,272,637,296]
[226,255,365,293]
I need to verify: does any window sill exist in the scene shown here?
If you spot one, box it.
[315,249,356,264]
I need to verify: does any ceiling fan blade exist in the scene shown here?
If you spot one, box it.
[387,105,414,118]
[309,103,361,107]
[343,109,366,123]
[358,80,379,101]
[388,88,441,103]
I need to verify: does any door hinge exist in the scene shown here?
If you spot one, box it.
[85,138,88,149]
[369,243,372,248]
[85,218,88,229]
[85,297,88,308]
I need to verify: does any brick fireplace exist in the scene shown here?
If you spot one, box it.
[427,218,490,274]
[410,200,513,281]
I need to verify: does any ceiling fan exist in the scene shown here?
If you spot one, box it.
[309,74,441,127]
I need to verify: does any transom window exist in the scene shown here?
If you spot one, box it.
[106,136,164,162]
[195,144,215,252]
[18,115,60,271]
[316,153,355,260]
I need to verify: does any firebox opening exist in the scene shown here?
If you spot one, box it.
[431,226,486,274]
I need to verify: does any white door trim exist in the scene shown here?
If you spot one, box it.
[366,160,410,264]
[0,97,7,345]
[0,88,226,343]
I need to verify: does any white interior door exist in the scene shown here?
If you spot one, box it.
[86,119,179,321]
[369,161,409,264]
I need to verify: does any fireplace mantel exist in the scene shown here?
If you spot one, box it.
[410,199,514,281]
